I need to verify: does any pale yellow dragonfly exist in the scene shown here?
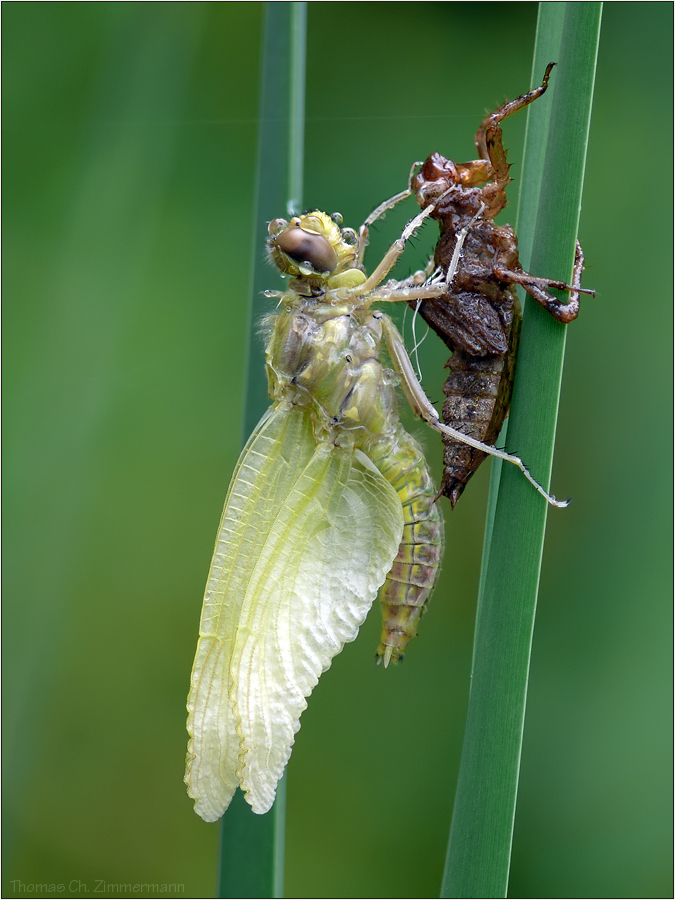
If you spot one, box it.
[185,190,564,821]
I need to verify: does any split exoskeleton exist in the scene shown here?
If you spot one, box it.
[409,62,594,505]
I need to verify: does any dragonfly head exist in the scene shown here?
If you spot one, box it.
[268,211,359,283]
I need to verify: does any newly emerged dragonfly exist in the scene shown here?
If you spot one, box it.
[185,177,572,819]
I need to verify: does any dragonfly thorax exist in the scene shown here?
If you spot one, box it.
[266,301,399,448]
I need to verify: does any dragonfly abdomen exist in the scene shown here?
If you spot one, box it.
[439,341,517,507]
[366,430,444,666]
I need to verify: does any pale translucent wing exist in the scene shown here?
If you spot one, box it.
[186,405,318,821]
[185,405,404,820]
[232,439,404,813]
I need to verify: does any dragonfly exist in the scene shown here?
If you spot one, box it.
[184,170,571,821]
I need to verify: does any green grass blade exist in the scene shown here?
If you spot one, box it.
[217,4,306,897]
[479,2,577,602]
[241,2,306,440]
[442,5,603,898]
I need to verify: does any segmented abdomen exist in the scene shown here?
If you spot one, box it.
[411,279,521,508]
[365,430,444,666]
[439,339,517,508]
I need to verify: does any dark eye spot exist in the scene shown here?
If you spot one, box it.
[275,223,338,274]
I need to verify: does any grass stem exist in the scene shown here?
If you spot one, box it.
[217,4,306,897]
[441,5,603,897]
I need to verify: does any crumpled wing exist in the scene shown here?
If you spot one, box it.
[185,404,404,820]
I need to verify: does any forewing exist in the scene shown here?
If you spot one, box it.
[185,405,404,820]
[186,405,317,821]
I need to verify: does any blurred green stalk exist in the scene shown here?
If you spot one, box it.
[217,4,306,898]
[441,4,602,898]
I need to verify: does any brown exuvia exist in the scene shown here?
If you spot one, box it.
[411,63,594,507]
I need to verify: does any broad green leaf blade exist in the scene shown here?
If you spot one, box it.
[442,5,603,898]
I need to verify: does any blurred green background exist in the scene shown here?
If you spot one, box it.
[3,3,672,898]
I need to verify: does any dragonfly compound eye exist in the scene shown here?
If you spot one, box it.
[274,222,338,275]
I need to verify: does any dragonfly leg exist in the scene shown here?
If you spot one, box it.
[356,161,423,267]
[475,63,555,177]
[359,180,463,299]
[379,313,569,508]
[494,240,593,324]
[371,200,486,306]
[357,203,443,295]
